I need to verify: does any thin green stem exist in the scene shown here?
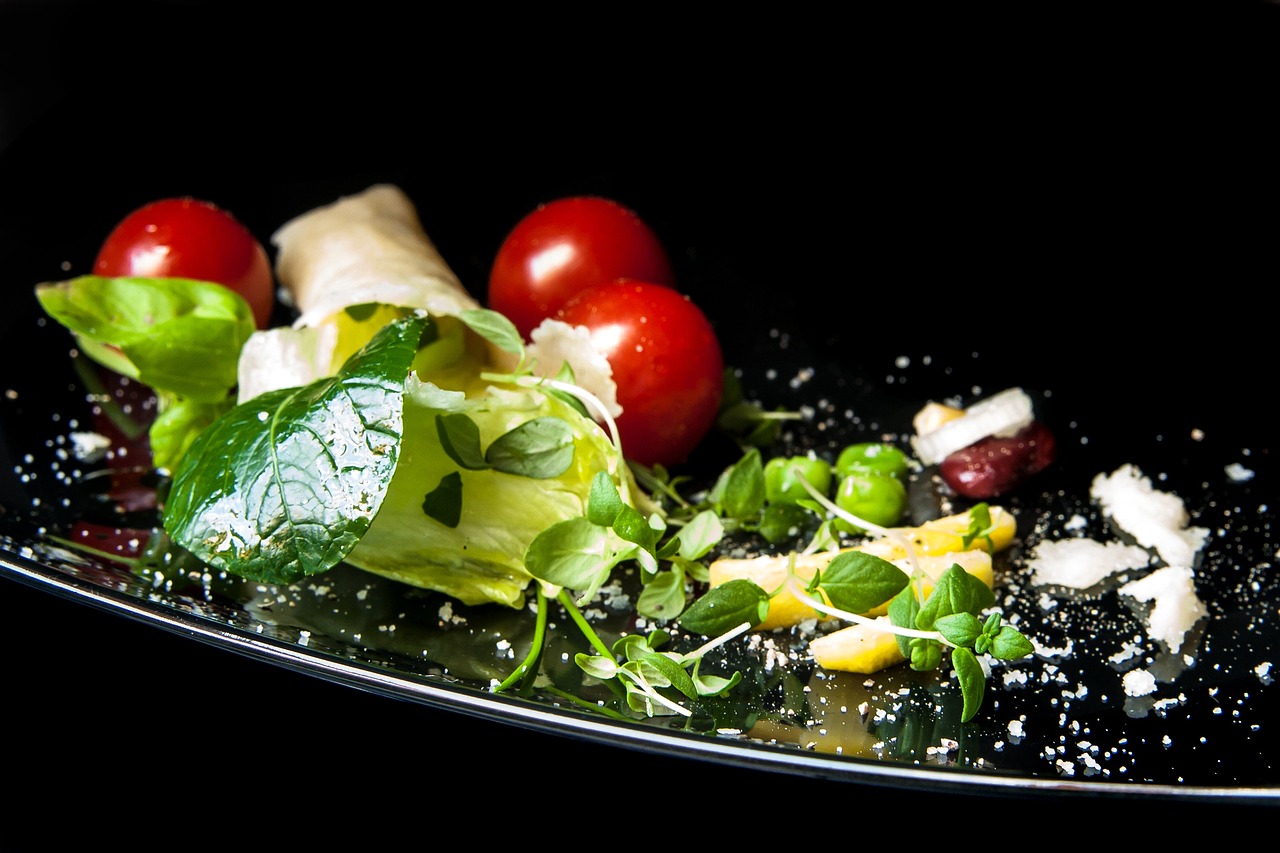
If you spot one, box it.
[538,685,633,721]
[557,588,616,660]
[491,585,551,694]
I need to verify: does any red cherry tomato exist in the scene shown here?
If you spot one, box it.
[555,280,723,468]
[93,197,275,329]
[488,196,676,340]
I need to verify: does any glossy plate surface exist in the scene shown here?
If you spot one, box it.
[3,3,1278,810]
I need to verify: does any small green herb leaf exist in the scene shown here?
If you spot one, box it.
[422,471,463,528]
[486,416,574,478]
[636,651,699,699]
[691,665,742,698]
[952,646,986,723]
[909,637,943,671]
[719,447,766,520]
[990,625,1035,660]
[817,550,910,614]
[888,584,921,658]
[915,563,995,631]
[961,502,996,551]
[436,413,490,470]
[524,516,637,601]
[663,509,724,562]
[459,308,524,356]
[636,566,686,621]
[935,611,984,648]
[587,471,625,526]
[680,579,770,635]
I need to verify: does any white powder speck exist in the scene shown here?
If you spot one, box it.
[69,431,111,462]
[1225,462,1255,482]
[1256,662,1273,685]
[1002,669,1029,688]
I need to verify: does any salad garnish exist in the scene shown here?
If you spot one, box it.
[32,184,1051,729]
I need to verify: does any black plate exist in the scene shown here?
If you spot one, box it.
[5,0,1279,828]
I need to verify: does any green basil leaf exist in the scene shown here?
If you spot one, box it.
[36,276,255,403]
[818,550,909,614]
[162,315,426,584]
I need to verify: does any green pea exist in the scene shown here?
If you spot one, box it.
[763,455,833,505]
[835,442,909,481]
[833,471,907,533]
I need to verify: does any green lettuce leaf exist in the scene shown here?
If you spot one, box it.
[343,378,627,608]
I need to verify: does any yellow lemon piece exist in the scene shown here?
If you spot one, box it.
[882,504,1016,557]
[707,506,1012,631]
[810,617,906,674]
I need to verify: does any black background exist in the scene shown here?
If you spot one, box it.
[4,0,1279,843]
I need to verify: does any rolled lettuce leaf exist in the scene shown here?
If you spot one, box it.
[238,183,514,403]
[277,182,480,327]
[233,183,634,608]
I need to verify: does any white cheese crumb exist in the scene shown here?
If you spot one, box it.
[1123,668,1157,697]
[1225,462,1255,482]
[1119,565,1207,654]
[1027,538,1151,589]
[69,431,111,463]
[526,319,621,417]
[1256,662,1274,685]
[1090,464,1209,569]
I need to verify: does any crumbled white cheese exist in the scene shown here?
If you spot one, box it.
[1090,464,1209,570]
[1120,566,1207,654]
[1027,538,1151,589]
[526,319,621,418]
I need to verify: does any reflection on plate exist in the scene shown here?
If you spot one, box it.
[1,193,1276,804]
